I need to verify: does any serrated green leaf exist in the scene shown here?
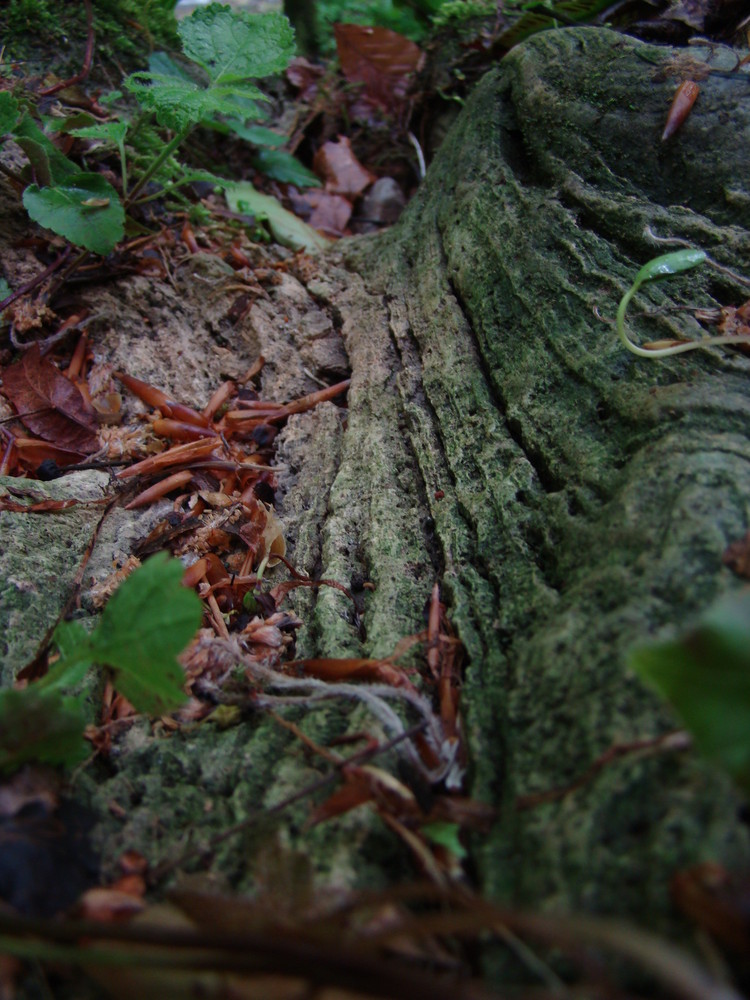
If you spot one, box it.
[252,149,321,187]
[87,553,202,716]
[0,689,87,773]
[124,71,266,131]
[630,590,750,794]
[0,92,20,134]
[69,122,128,146]
[13,114,79,183]
[225,181,331,253]
[179,5,295,84]
[23,174,125,254]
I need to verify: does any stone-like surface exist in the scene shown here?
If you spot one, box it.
[0,472,111,683]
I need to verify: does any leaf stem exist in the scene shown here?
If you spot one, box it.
[125,126,192,208]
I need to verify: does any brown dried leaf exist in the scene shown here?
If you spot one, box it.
[308,192,353,236]
[286,57,325,102]
[313,136,374,198]
[334,23,424,114]
[718,299,750,338]
[2,344,99,454]
[722,530,750,579]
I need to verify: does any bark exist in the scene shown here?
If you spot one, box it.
[2,23,750,991]
[284,24,750,934]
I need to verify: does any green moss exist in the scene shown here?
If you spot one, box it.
[2,0,178,75]
[5,0,60,40]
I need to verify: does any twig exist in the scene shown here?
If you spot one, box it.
[0,247,73,313]
[516,731,691,810]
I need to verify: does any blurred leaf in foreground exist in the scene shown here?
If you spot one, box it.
[630,590,750,794]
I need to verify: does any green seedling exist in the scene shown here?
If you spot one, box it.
[0,4,320,260]
[617,248,750,358]
[0,553,202,774]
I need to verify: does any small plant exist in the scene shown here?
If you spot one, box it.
[0,553,202,774]
[617,248,750,358]
[0,4,317,261]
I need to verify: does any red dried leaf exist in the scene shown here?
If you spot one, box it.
[313,136,374,198]
[334,23,424,115]
[309,775,373,825]
[2,344,99,454]
[13,436,92,470]
[0,496,81,513]
[295,657,412,688]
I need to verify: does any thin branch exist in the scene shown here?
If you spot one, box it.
[0,247,73,314]
[148,720,428,883]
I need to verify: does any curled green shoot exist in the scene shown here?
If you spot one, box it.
[617,248,750,358]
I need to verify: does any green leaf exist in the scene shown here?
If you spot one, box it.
[225,181,331,253]
[45,111,98,134]
[0,279,11,304]
[39,619,95,694]
[421,821,467,860]
[0,689,87,773]
[86,553,202,715]
[13,113,79,184]
[69,121,128,146]
[23,173,125,254]
[0,92,20,134]
[633,249,707,290]
[149,50,198,82]
[179,5,295,84]
[630,590,750,794]
[230,123,286,147]
[252,149,321,187]
[124,71,266,131]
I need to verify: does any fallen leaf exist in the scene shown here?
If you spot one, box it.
[313,136,374,197]
[286,57,325,101]
[334,24,424,116]
[0,494,82,513]
[2,344,99,454]
[289,189,353,236]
